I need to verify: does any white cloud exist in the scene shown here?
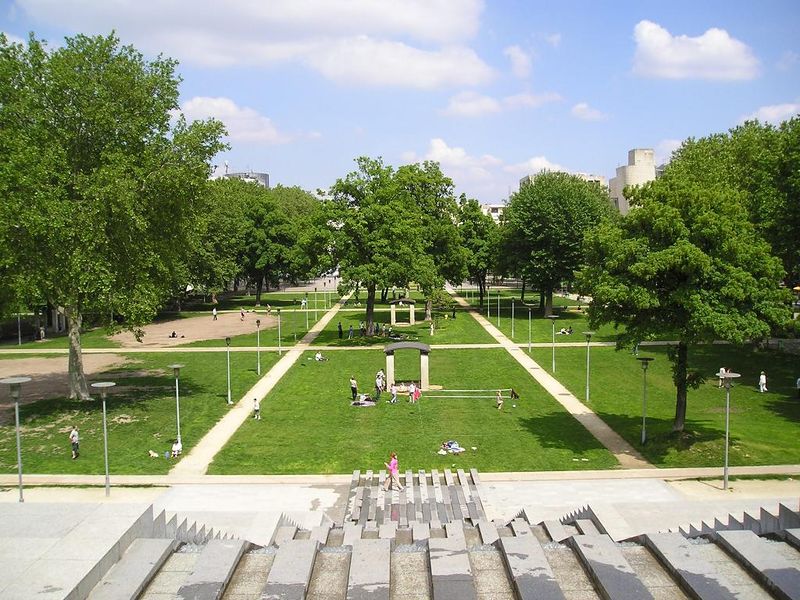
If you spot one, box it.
[14,0,491,88]
[632,20,759,80]
[443,90,560,117]
[503,156,564,175]
[442,91,502,117]
[503,45,531,78]
[180,97,291,144]
[655,139,683,165]
[571,102,608,121]
[403,138,563,200]
[740,102,800,125]
[544,33,562,48]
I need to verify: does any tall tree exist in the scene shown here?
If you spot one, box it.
[503,172,612,315]
[327,157,421,335]
[458,196,497,307]
[0,33,225,398]
[579,178,790,432]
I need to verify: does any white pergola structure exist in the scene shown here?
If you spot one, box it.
[384,341,430,390]
[389,299,416,326]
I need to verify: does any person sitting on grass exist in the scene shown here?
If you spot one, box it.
[171,439,182,458]
[314,351,328,361]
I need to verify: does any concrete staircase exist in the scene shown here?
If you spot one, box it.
[71,473,800,599]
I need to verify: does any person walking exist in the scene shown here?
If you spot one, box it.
[375,371,384,402]
[495,390,504,410]
[350,376,358,402]
[383,451,404,491]
[796,375,800,399]
[240,308,245,321]
[69,426,80,459]
[253,397,261,420]
[338,321,343,339]
[212,307,218,321]
[408,381,417,403]
[390,382,398,404]
[758,371,768,393]
[348,325,354,339]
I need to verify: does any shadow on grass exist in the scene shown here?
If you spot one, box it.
[517,411,615,456]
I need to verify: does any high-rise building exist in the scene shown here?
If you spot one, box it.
[608,149,656,214]
[223,171,270,188]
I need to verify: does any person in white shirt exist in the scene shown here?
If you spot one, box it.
[758,371,768,393]
[171,439,183,457]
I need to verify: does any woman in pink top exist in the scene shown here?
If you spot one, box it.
[383,451,404,491]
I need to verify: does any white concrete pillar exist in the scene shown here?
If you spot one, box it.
[420,352,429,390]
[390,304,396,326]
[409,304,415,325]
[386,353,395,386]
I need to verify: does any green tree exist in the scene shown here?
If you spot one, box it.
[0,33,225,398]
[458,196,497,307]
[579,178,790,432]
[327,157,422,335]
[503,172,612,315]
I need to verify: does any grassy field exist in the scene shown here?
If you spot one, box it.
[0,351,276,475]
[208,348,618,474]
[529,344,800,467]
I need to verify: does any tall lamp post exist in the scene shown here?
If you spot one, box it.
[225,337,232,404]
[1,376,31,502]
[546,315,559,372]
[90,381,116,497]
[304,292,309,330]
[527,307,532,353]
[277,309,282,356]
[511,299,515,339]
[583,331,595,403]
[314,287,318,320]
[496,289,500,328]
[636,357,654,445]
[168,364,184,445]
[255,319,261,375]
[721,370,741,490]
[486,285,490,319]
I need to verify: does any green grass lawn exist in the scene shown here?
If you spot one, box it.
[208,348,618,474]
[0,351,276,475]
[529,344,800,468]
[0,326,120,350]
[316,308,496,346]
[185,290,342,311]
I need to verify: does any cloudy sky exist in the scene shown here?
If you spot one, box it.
[2,0,798,202]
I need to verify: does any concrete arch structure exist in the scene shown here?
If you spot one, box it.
[389,299,416,326]
[384,341,429,390]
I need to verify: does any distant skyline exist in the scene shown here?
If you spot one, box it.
[2,0,799,202]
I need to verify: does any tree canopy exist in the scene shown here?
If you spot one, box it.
[579,174,790,432]
[503,171,613,315]
[457,196,497,306]
[0,32,226,398]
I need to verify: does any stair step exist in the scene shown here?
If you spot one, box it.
[140,551,200,599]
[542,545,600,599]
[570,534,654,600]
[261,539,319,600]
[222,552,274,599]
[785,528,800,550]
[574,519,601,536]
[176,539,248,600]
[391,546,430,599]
[498,536,565,599]
[88,538,176,600]
[618,544,688,599]
[716,530,800,600]
[429,533,477,599]
[305,547,350,600]
[543,520,571,543]
[467,546,515,599]
[646,532,742,599]
[348,538,390,599]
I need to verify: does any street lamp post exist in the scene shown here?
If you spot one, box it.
[721,370,741,490]
[496,289,500,328]
[17,313,21,345]
[168,364,184,445]
[90,381,116,497]
[546,315,559,372]
[277,309,282,356]
[225,337,232,404]
[527,307,532,353]
[583,331,595,403]
[486,285,490,319]
[305,293,309,330]
[314,287,318,320]
[511,299,515,339]
[255,319,261,375]
[1,376,31,502]
[636,357,654,445]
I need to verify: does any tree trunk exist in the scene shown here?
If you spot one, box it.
[543,286,554,317]
[478,276,485,307]
[520,279,526,302]
[365,283,377,335]
[425,298,433,321]
[672,341,688,432]
[381,287,388,302]
[65,307,90,400]
[255,277,263,306]
[539,290,545,310]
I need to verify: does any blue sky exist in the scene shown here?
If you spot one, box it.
[2,0,799,202]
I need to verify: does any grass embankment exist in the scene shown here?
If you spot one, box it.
[530,344,800,467]
[0,351,276,475]
[209,348,618,474]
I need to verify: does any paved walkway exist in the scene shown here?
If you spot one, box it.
[169,294,350,476]
[447,285,653,469]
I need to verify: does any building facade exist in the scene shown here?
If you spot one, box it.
[223,171,270,188]
[608,149,656,214]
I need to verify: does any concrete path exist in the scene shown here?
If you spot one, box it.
[169,294,350,477]
[447,285,652,469]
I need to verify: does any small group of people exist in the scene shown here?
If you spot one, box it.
[556,326,574,335]
[349,372,420,405]
[337,321,396,340]
[495,388,520,410]
[168,331,185,339]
